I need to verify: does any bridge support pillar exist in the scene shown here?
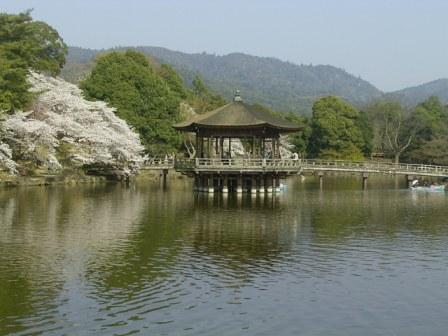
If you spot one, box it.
[162,169,168,189]
[201,175,207,192]
[222,176,229,193]
[318,171,324,190]
[236,175,243,193]
[266,175,273,193]
[362,173,368,190]
[258,176,265,193]
[251,176,257,194]
[194,175,200,191]
[274,175,280,192]
[208,175,214,193]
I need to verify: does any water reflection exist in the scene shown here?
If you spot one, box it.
[1,178,448,335]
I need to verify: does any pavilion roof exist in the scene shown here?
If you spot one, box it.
[173,100,302,133]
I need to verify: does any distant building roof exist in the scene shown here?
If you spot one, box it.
[174,94,302,133]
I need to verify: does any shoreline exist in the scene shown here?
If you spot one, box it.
[0,169,181,188]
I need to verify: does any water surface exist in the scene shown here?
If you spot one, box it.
[1,177,448,335]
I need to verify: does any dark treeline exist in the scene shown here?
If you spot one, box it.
[290,95,448,165]
[1,12,447,165]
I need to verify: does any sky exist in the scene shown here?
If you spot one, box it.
[1,0,447,91]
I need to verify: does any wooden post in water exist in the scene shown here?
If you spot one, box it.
[251,176,257,194]
[208,175,214,193]
[362,173,368,190]
[236,175,243,193]
[222,175,229,193]
[318,171,324,190]
[162,169,168,189]
[258,175,265,193]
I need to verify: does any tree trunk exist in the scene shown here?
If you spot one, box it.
[394,153,400,164]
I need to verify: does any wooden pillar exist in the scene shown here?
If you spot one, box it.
[222,175,229,193]
[261,138,266,159]
[195,133,199,158]
[194,175,200,191]
[362,173,368,190]
[276,136,281,158]
[251,176,257,194]
[251,137,255,157]
[258,175,265,193]
[207,137,211,158]
[200,136,204,158]
[266,175,273,193]
[208,175,214,193]
[318,171,324,190]
[162,169,168,189]
[220,137,224,158]
[236,175,243,193]
[229,137,232,158]
[274,175,280,192]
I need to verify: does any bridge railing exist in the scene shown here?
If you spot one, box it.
[300,159,448,174]
[173,158,448,176]
[142,158,175,168]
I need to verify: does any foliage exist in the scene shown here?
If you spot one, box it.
[62,46,383,114]
[3,72,144,174]
[388,79,448,107]
[80,50,182,155]
[308,96,365,160]
[404,96,448,165]
[284,113,311,157]
[365,101,418,163]
[356,111,373,157]
[0,11,67,112]
[157,64,188,100]
[187,75,227,114]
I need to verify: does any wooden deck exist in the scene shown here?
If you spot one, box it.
[144,158,448,178]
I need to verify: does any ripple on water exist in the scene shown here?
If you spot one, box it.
[1,184,448,335]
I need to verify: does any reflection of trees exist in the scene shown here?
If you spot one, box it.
[0,184,151,334]
[84,189,191,296]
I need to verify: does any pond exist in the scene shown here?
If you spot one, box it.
[1,176,447,335]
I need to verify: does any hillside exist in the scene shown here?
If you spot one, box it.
[63,46,383,114]
[62,46,448,114]
[387,79,448,107]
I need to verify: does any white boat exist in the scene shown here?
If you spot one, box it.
[410,185,446,192]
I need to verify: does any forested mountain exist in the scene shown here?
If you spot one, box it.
[387,79,448,107]
[63,46,448,114]
[63,46,383,114]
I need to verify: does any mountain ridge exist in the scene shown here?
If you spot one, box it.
[62,46,448,113]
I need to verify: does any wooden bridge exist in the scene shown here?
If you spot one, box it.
[144,158,448,178]
[142,158,448,191]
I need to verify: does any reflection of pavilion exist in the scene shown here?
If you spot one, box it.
[174,92,302,193]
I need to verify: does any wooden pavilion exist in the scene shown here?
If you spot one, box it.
[173,91,302,193]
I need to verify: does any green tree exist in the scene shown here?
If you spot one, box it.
[285,113,311,157]
[188,75,226,113]
[0,11,67,112]
[365,101,418,163]
[405,96,448,164]
[308,96,365,160]
[356,111,373,157]
[80,50,182,154]
[157,64,188,100]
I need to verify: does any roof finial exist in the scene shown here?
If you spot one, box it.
[233,89,243,102]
